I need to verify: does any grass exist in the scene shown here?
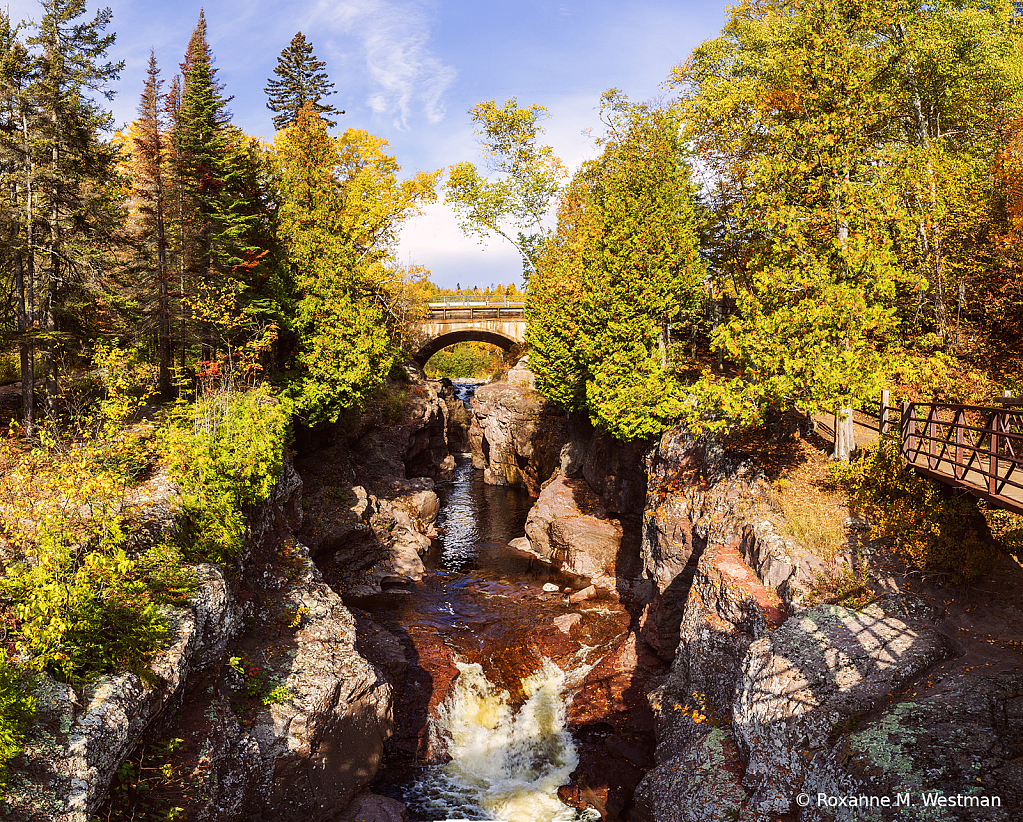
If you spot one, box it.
[804,565,875,609]
[725,426,850,560]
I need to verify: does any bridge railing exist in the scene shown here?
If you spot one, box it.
[426,295,526,321]
[427,295,526,309]
[901,400,1023,512]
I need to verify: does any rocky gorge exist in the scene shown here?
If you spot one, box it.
[6,367,1023,822]
[468,375,1023,821]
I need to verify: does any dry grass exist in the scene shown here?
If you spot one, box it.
[724,426,851,560]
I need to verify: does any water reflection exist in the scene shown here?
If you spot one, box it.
[432,459,535,573]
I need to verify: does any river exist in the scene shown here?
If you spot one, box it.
[358,383,615,822]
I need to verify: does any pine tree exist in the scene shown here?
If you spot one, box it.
[127,51,172,397]
[0,10,36,435]
[265,32,341,131]
[174,10,255,362]
[28,0,122,414]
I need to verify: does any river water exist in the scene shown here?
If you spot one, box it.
[361,383,609,822]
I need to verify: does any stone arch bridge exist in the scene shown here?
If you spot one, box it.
[413,296,525,366]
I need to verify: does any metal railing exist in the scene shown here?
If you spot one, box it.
[901,400,1023,512]
[426,295,525,309]
[426,295,526,321]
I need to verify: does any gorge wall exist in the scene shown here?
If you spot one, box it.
[469,377,1023,821]
[5,377,455,822]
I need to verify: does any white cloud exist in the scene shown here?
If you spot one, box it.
[312,0,456,129]
[396,201,524,289]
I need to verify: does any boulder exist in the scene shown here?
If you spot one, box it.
[523,476,622,587]
[505,355,536,389]
[634,728,757,822]
[733,596,953,813]
[639,427,777,662]
[334,792,408,822]
[213,579,392,821]
[801,669,1023,822]
[468,381,569,496]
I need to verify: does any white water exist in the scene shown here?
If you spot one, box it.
[406,659,601,822]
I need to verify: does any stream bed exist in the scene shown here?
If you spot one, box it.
[354,386,623,822]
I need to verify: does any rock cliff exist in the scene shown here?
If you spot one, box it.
[468,381,569,496]
[632,425,1023,822]
[5,378,451,822]
[489,403,1023,821]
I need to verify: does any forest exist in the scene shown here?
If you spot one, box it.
[0,0,1022,796]
[526,0,1023,442]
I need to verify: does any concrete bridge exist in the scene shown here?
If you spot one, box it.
[413,296,526,366]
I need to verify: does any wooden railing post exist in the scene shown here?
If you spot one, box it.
[928,405,937,469]
[989,412,999,495]
[880,389,889,436]
[955,410,963,480]
[901,401,913,461]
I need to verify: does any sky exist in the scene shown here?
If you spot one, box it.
[5,0,729,289]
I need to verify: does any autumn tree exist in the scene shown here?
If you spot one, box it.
[123,52,172,396]
[265,32,341,130]
[876,0,1023,350]
[445,98,567,279]
[271,107,438,423]
[675,0,918,453]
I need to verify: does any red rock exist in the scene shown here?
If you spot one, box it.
[553,613,582,634]
[569,585,597,604]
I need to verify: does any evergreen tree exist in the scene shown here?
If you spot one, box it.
[264,32,341,131]
[173,10,255,362]
[126,51,172,397]
[527,97,706,440]
[0,10,37,435]
[28,0,122,414]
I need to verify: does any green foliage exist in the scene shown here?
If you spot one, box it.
[231,653,293,707]
[291,283,394,425]
[674,0,1023,427]
[163,386,290,564]
[445,98,567,277]
[270,109,438,424]
[264,32,340,130]
[0,545,190,684]
[527,94,706,440]
[831,436,999,581]
[0,351,197,684]
[0,653,35,786]
[424,342,501,380]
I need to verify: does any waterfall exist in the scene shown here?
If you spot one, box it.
[404,659,601,822]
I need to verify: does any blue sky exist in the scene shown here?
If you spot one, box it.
[7,0,728,288]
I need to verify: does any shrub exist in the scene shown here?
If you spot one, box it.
[0,547,182,684]
[831,435,999,582]
[163,386,290,564]
[0,653,35,786]
[0,424,196,684]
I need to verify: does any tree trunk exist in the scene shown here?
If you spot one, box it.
[156,169,171,398]
[20,108,35,435]
[832,406,855,461]
[13,240,33,438]
[45,167,58,416]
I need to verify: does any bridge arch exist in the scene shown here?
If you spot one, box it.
[413,328,519,367]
